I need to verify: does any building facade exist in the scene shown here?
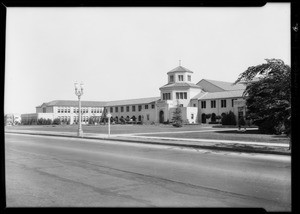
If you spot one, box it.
[22,100,106,125]
[21,65,247,125]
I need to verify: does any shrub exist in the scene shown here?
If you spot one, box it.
[52,118,61,125]
[205,114,212,119]
[163,120,170,125]
[221,111,237,125]
[173,122,183,127]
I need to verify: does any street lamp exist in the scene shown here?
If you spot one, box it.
[107,112,112,138]
[74,82,84,137]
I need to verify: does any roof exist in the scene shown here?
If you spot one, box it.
[106,97,160,107]
[159,82,201,90]
[195,90,246,100]
[191,92,208,99]
[197,79,246,92]
[36,100,107,108]
[167,66,193,74]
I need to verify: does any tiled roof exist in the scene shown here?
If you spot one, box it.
[167,66,193,74]
[36,100,107,108]
[159,82,201,90]
[197,90,246,100]
[106,97,160,107]
[197,79,246,91]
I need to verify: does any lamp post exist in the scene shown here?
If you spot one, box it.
[107,112,112,138]
[74,82,84,137]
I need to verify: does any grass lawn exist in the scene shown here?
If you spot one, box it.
[140,129,290,144]
[5,124,290,144]
[5,124,214,135]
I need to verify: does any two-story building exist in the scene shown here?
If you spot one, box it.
[22,100,106,125]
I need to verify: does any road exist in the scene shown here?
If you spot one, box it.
[5,133,291,210]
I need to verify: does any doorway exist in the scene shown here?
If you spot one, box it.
[159,110,164,123]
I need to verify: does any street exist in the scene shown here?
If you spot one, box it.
[5,133,291,210]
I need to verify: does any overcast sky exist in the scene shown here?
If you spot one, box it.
[4,3,290,114]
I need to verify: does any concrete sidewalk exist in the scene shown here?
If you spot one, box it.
[5,129,291,156]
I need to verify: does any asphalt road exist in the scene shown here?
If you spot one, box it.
[5,133,291,210]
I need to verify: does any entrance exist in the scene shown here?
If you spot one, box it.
[159,110,164,123]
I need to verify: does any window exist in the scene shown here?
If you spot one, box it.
[132,106,136,112]
[211,100,216,108]
[163,93,171,100]
[73,108,76,113]
[179,104,183,107]
[126,106,130,112]
[110,107,113,113]
[221,99,227,108]
[180,93,183,99]
[97,108,100,113]
[201,101,206,109]
[151,104,155,109]
[121,106,124,112]
[188,75,191,81]
[193,103,196,107]
[138,105,142,111]
[145,104,148,109]
[176,92,187,100]
[147,114,150,120]
[170,75,174,82]
[68,108,70,113]
[43,107,46,113]
[191,114,194,119]
[115,107,118,112]
[178,75,184,81]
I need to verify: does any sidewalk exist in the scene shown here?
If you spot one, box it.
[5,129,291,156]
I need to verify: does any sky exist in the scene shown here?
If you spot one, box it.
[4,3,291,114]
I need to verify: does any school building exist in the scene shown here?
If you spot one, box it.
[21,65,248,125]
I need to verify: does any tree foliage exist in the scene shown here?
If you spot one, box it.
[235,59,291,135]
[172,102,183,127]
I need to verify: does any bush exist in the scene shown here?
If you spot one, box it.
[52,118,61,125]
[173,122,183,127]
[221,111,237,126]
[163,120,170,125]
[37,118,52,125]
[205,114,212,119]
[120,118,126,124]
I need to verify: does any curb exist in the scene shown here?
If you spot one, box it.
[5,131,291,156]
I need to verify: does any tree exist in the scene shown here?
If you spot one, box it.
[234,59,291,136]
[172,102,183,127]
